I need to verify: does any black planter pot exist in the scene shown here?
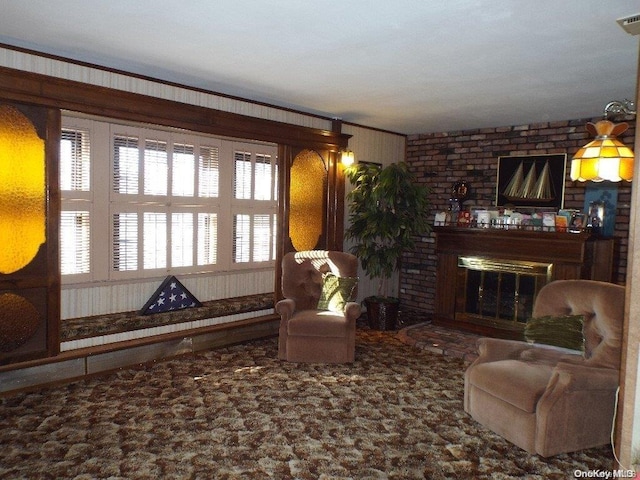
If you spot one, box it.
[364,296,400,331]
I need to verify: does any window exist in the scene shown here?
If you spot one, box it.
[232,146,278,265]
[112,212,138,272]
[60,125,92,280]
[197,213,218,265]
[173,143,195,197]
[143,139,168,196]
[113,135,139,195]
[199,146,219,198]
[60,115,277,283]
[60,211,90,275]
[60,129,90,192]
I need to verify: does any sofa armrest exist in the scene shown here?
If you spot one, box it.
[471,337,533,365]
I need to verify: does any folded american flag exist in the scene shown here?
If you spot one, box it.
[139,275,202,315]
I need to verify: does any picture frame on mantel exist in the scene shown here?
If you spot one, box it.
[495,154,567,210]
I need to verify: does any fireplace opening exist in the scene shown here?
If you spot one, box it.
[456,257,552,328]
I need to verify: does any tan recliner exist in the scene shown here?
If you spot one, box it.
[276,250,361,363]
[464,279,625,457]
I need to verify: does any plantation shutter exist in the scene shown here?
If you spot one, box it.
[60,211,90,275]
[197,213,217,265]
[112,212,138,271]
[171,212,194,267]
[254,154,272,200]
[198,145,219,198]
[144,139,168,196]
[143,212,167,269]
[233,214,251,263]
[172,143,195,197]
[60,128,90,192]
[113,135,139,195]
[234,151,252,200]
[253,214,273,262]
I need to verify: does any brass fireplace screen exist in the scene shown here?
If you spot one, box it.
[457,256,553,325]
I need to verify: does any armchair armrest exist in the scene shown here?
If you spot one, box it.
[535,362,620,456]
[275,298,296,320]
[472,337,533,365]
[548,362,619,392]
[344,302,362,322]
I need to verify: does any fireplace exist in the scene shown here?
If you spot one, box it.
[434,227,613,338]
[456,256,552,330]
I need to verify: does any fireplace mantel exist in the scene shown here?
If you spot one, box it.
[433,226,614,338]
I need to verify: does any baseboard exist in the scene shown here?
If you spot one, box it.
[0,314,279,397]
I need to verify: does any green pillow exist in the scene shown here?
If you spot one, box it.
[524,315,585,353]
[317,273,358,313]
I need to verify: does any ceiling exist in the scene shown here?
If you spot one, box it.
[0,1,638,134]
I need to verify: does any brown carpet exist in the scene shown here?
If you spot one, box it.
[0,329,613,479]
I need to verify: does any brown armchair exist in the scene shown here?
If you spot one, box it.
[464,279,625,457]
[276,250,361,363]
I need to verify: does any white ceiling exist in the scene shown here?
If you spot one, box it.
[0,1,638,134]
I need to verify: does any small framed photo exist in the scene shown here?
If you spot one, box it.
[555,214,568,232]
[476,210,490,228]
[457,210,471,226]
[542,212,556,232]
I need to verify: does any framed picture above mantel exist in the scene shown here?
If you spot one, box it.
[495,154,567,210]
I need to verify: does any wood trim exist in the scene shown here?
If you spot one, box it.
[0,43,342,127]
[0,314,278,374]
[46,107,61,356]
[0,103,61,364]
[0,66,350,150]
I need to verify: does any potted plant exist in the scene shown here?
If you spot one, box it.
[344,161,431,330]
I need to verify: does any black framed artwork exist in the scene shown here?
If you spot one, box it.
[495,154,567,210]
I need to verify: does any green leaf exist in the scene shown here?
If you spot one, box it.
[345,162,432,297]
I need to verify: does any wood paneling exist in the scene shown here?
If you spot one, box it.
[0,66,350,151]
[0,102,60,365]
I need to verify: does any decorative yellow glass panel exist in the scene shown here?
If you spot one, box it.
[0,105,46,274]
[0,293,40,352]
[289,149,326,251]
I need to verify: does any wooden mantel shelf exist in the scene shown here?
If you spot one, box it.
[433,226,614,338]
[434,226,607,266]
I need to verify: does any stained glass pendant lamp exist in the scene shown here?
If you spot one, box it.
[570,100,636,182]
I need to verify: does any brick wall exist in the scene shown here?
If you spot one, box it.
[401,117,635,316]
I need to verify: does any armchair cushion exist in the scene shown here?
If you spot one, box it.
[316,273,358,313]
[287,309,354,337]
[468,360,554,413]
[524,314,585,354]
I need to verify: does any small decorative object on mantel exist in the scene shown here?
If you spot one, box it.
[450,180,470,211]
[457,210,471,226]
[139,275,202,315]
[583,183,617,237]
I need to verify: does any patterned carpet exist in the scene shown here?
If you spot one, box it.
[0,328,613,479]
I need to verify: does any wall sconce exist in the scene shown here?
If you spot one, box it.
[341,149,355,167]
[570,100,636,182]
